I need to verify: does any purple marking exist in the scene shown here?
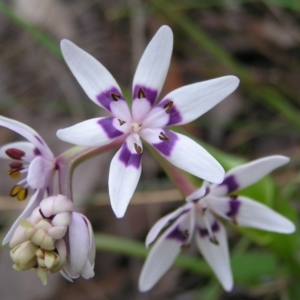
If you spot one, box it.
[218,175,239,194]
[35,135,44,145]
[226,198,241,217]
[34,147,41,156]
[133,85,158,106]
[96,87,124,112]
[98,118,124,139]
[167,225,188,243]
[158,99,182,126]
[152,130,178,156]
[198,221,220,238]
[119,142,142,168]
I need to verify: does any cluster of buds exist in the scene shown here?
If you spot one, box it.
[8,194,95,284]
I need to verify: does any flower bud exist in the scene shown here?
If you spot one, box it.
[62,212,95,280]
[10,241,38,271]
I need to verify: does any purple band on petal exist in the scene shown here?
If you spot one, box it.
[166,225,188,243]
[35,135,44,145]
[98,118,124,139]
[226,198,241,217]
[158,99,182,126]
[198,221,220,238]
[96,87,124,112]
[152,130,178,157]
[218,175,239,194]
[34,148,41,156]
[119,142,142,168]
[133,85,158,106]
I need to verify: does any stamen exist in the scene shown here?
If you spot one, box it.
[5,148,25,160]
[134,143,143,154]
[118,119,126,126]
[181,244,191,249]
[9,162,23,170]
[110,92,121,101]
[164,101,173,113]
[159,132,169,141]
[209,236,219,245]
[232,217,238,225]
[8,169,21,179]
[137,87,146,99]
[10,185,20,197]
[183,230,189,238]
[17,188,28,201]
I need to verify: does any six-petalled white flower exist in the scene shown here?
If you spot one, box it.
[0,116,57,245]
[56,25,240,218]
[139,155,295,292]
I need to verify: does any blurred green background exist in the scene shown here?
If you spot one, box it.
[0,0,300,299]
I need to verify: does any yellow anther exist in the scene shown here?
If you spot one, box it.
[17,188,28,201]
[9,169,21,179]
[10,185,21,197]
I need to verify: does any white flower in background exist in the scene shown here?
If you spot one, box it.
[56,25,240,218]
[0,116,57,245]
[139,155,295,292]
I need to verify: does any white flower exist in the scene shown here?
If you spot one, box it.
[61,212,95,281]
[0,116,57,245]
[56,25,240,218]
[139,155,295,292]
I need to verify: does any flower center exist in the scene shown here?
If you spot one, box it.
[131,122,142,133]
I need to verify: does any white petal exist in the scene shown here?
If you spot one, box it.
[0,141,36,161]
[211,155,290,196]
[208,195,295,233]
[66,212,90,277]
[27,156,55,189]
[0,116,53,159]
[79,260,95,279]
[155,76,240,126]
[132,26,173,107]
[146,202,193,247]
[109,134,143,218]
[186,182,209,202]
[2,189,44,245]
[141,129,224,183]
[139,211,193,292]
[60,40,131,119]
[57,117,129,147]
[195,213,233,291]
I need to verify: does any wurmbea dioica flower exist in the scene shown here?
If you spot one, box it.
[139,155,295,292]
[9,195,95,284]
[57,25,240,218]
[0,116,57,245]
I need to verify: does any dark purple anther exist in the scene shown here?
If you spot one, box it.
[96,87,124,112]
[167,225,188,243]
[158,99,182,126]
[226,198,241,217]
[98,118,124,139]
[133,85,158,106]
[152,130,178,156]
[9,161,23,170]
[5,148,25,160]
[198,221,220,238]
[219,175,239,194]
[119,143,142,168]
